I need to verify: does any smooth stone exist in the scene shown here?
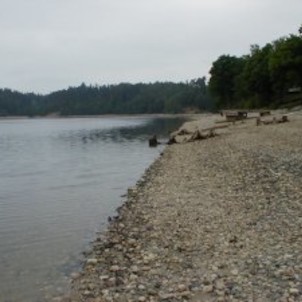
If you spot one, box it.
[215,280,225,290]
[203,285,214,293]
[231,269,239,276]
[289,288,299,295]
[129,274,138,281]
[131,265,139,273]
[177,284,187,292]
[107,277,116,287]
[87,258,98,265]
[148,289,157,296]
[88,283,96,290]
[110,265,120,272]
[70,272,81,279]
[142,266,151,271]
[101,289,110,295]
[83,290,93,297]
[216,289,225,296]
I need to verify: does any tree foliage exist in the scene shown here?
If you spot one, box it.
[0,79,214,116]
[209,26,302,109]
[269,35,302,97]
[209,55,245,108]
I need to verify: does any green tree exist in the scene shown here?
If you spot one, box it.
[269,35,302,97]
[238,43,273,107]
[0,81,215,116]
[209,55,245,108]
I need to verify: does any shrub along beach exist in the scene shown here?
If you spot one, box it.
[67,110,302,302]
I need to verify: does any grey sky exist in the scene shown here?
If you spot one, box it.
[0,0,301,94]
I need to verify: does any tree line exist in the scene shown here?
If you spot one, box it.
[0,79,213,116]
[209,26,302,109]
[1,26,301,116]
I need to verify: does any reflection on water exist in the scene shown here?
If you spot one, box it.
[0,116,186,302]
[58,117,181,144]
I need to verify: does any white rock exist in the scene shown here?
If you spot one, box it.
[129,274,138,281]
[231,269,239,276]
[110,265,120,272]
[203,285,214,293]
[215,280,225,290]
[86,258,98,265]
[70,272,80,279]
[83,290,92,296]
[289,288,299,295]
[128,238,137,246]
[131,265,139,273]
[178,284,187,292]
[101,289,109,296]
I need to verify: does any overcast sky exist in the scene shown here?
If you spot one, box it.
[0,0,301,94]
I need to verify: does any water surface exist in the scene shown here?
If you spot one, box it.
[0,116,185,302]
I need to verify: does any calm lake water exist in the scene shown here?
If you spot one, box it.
[0,116,185,302]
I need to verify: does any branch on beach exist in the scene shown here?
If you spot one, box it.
[168,128,218,144]
[256,115,289,126]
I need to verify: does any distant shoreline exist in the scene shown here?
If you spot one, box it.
[0,113,201,121]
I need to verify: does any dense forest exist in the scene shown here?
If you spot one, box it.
[0,79,213,116]
[209,26,302,109]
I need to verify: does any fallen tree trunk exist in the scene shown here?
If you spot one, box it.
[256,115,289,126]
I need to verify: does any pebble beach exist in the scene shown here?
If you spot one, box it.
[69,111,302,302]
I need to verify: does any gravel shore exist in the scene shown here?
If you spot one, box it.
[69,112,302,302]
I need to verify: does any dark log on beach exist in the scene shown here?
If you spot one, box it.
[188,129,216,142]
[260,110,271,117]
[167,136,176,145]
[281,115,289,123]
[149,135,158,147]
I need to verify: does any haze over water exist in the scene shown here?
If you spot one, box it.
[0,116,185,302]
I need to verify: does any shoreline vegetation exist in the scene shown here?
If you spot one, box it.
[0,80,213,117]
[1,27,301,119]
[60,109,302,302]
[0,113,198,120]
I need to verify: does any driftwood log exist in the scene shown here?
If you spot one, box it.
[256,115,289,126]
[168,128,217,145]
[187,129,216,142]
